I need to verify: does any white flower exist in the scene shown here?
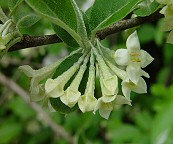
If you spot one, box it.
[93,98,114,119]
[45,53,86,98]
[78,51,97,112]
[94,95,131,119]
[126,65,149,84]
[100,71,118,97]
[19,60,61,101]
[122,77,147,100]
[105,58,148,100]
[115,31,154,68]
[60,87,81,108]
[91,42,118,97]
[60,54,90,108]
[114,31,154,84]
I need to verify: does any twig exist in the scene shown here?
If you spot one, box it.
[8,11,163,52]
[9,34,62,52]
[96,10,163,40]
[0,72,74,144]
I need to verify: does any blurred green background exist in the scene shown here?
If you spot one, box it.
[1,0,173,144]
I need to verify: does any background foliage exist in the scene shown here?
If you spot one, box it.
[0,0,173,144]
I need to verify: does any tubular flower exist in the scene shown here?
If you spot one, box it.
[45,52,87,98]
[19,60,61,101]
[78,50,97,112]
[60,54,90,108]
[92,43,118,98]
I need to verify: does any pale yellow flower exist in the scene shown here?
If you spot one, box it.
[78,51,97,112]
[60,54,90,108]
[45,53,86,98]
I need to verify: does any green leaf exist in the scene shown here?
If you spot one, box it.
[52,24,79,48]
[49,98,78,114]
[71,0,89,45]
[25,0,82,46]
[8,97,36,120]
[52,52,83,79]
[151,101,173,144]
[17,13,41,28]
[110,124,140,142]
[0,122,23,144]
[134,1,160,17]
[82,11,91,38]
[76,132,86,144]
[89,0,142,32]
[135,111,152,131]
[8,0,23,15]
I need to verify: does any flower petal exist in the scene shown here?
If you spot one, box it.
[48,99,56,112]
[140,50,154,68]
[126,31,140,52]
[78,93,97,113]
[102,95,116,103]
[132,77,147,94]
[167,30,173,44]
[60,87,81,108]
[30,83,45,101]
[45,79,64,98]
[114,49,129,66]
[114,95,132,106]
[126,65,141,84]
[101,75,118,96]
[122,81,131,100]
[140,69,150,78]
[94,98,113,119]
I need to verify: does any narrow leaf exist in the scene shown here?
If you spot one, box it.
[52,24,79,47]
[52,52,83,79]
[17,13,41,28]
[71,0,89,45]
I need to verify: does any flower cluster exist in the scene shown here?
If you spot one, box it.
[156,0,173,44]
[20,31,154,119]
[0,19,22,58]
